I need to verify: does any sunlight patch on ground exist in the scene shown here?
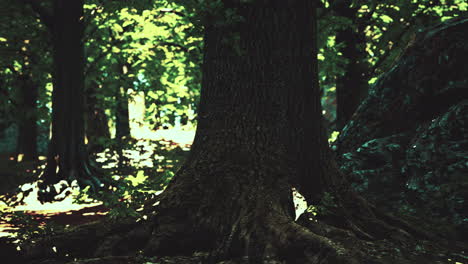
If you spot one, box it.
[0,180,101,238]
[96,128,194,169]
[0,128,194,238]
[133,127,195,147]
[292,188,308,221]
[12,181,100,213]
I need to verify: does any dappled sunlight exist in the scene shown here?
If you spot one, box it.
[292,188,308,221]
[150,129,195,148]
[132,127,195,148]
[0,128,194,238]
[128,89,196,147]
[13,181,98,213]
[0,181,103,237]
[95,128,194,169]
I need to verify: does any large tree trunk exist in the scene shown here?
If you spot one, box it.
[39,0,101,202]
[16,73,38,161]
[135,1,398,263]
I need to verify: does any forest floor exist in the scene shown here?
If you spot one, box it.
[1,128,467,263]
[0,128,195,240]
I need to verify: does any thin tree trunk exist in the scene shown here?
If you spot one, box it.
[16,73,38,161]
[85,81,110,153]
[115,63,131,140]
[334,5,369,131]
[113,62,132,173]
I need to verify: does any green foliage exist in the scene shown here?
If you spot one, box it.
[2,0,464,150]
[328,131,340,144]
[84,0,202,130]
[317,0,467,124]
[0,0,52,136]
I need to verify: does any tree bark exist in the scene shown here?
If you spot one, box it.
[39,0,101,202]
[136,1,365,263]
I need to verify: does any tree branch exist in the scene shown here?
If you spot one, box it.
[366,2,437,78]
[366,25,412,78]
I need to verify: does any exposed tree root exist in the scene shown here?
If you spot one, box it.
[16,218,145,264]
[306,158,429,244]
[140,212,359,264]
[11,202,467,264]
[14,161,468,264]
[269,216,358,264]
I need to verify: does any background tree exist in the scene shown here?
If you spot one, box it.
[84,80,111,153]
[82,1,201,137]
[37,0,101,201]
[0,0,52,160]
[15,73,39,161]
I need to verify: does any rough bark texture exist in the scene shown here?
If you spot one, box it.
[39,0,101,202]
[94,1,374,263]
[114,1,428,263]
[335,18,468,241]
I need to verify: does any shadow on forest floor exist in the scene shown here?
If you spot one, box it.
[0,132,193,240]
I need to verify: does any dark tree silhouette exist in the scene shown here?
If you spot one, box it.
[85,81,111,153]
[16,73,38,161]
[334,4,369,131]
[39,0,101,202]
